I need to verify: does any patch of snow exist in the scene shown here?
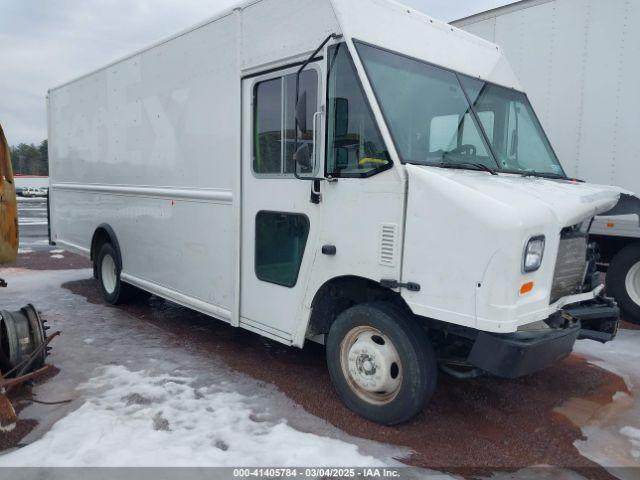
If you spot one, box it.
[0,366,387,467]
[571,331,640,474]
[83,338,95,345]
[18,248,34,254]
[621,426,640,442]
[50,254,65,259]
[50,249,65,254]
[622,426,640,461]
[18,219,48,226]
[17,197,46,203]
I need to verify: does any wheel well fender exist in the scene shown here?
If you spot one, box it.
[90,224,123,268]
[591,235,640,266]
[306,275,411,338]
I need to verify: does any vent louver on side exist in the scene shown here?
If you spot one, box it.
[379,224,398,267]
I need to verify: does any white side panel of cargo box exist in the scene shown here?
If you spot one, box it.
[49,13,241,320]
[456,0,640,196]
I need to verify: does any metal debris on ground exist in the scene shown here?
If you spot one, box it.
[0,305,61,432]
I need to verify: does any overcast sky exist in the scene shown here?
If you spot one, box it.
[0,0,515,146]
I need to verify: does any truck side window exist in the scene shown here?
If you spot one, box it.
[253,71,318,176]
[254,78,282,174]
[284,73,317,174]
[326,44,391,178]
[255,211,310,288]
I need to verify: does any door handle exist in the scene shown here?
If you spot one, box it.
[322,245,336,256]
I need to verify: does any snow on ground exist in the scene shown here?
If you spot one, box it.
[17,219,48,226]
[573,330,640,479]
[0,269,412,469]
[19,238,49,250]
[0,366,384,467]
[16,197,47,203]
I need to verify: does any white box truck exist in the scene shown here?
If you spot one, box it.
[48,0,638,425]
[454,0,640,326]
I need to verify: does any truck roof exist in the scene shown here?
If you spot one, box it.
[49,0,520,94]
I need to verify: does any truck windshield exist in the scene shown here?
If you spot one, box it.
[356,42,565,177]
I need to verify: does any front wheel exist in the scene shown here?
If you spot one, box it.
[326,302,437,425]
[607,243,640,325]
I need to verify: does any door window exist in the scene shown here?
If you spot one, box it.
[253,71,318,176]
[255,211,310,288]
[326,43,391,177]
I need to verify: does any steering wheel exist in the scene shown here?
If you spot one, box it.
[448,144,477,157]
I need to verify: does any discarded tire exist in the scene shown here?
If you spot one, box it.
[0,304,48,375]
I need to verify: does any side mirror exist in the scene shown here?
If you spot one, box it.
[294,143,312,171]
[295,91,307,134]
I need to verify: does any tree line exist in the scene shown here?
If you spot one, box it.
[10,140,49,176]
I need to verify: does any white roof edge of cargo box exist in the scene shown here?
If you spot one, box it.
[452,0,554,26]
[340,0,506,51]
[48,0,262,93]
[49,0,509,94]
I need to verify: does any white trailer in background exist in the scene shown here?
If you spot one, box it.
[48,0,638,425]
[454,0,640,323]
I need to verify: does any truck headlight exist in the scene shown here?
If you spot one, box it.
[523,236,545,273]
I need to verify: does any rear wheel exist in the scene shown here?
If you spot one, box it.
[607,243,640,325]
[326,302,437,425]
[96,243,147,305]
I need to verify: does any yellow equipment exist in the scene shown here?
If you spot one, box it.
[0,122,18,268]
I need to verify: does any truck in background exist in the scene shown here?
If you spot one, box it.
[454,0,640,324]
[48,0,637,424]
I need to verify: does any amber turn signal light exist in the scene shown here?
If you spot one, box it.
[520,282,535,295]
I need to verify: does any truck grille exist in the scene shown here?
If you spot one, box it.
[550,233,588,303]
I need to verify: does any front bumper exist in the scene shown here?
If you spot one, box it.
[467,297,620,379]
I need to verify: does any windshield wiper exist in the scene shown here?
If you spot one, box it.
[519,171,584,182]
[434,162,498,176]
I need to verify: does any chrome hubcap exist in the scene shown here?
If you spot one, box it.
[340,326,402,405]
[101,254,117,295]
[625,261,640,307]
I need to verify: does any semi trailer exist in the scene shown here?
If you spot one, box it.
[454,0,640,326]
[47,0,637,425]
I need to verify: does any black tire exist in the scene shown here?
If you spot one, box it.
[96,243,143,305]
[607,243,640,325]
[326,302,437,425]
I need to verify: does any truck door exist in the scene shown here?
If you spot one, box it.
[0,123,18,266]
[240,64,322,344]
